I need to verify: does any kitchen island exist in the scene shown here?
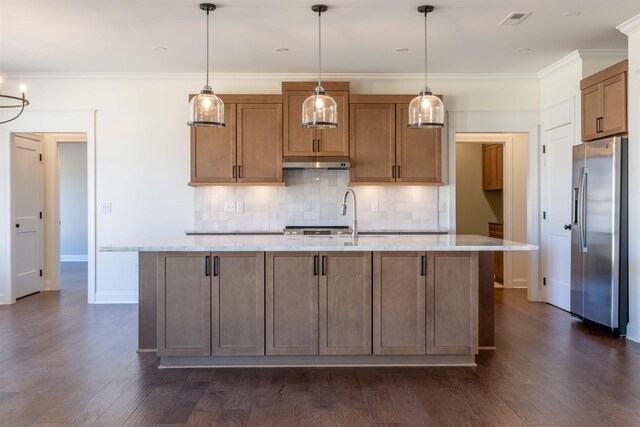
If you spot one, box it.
[101,234,536,368]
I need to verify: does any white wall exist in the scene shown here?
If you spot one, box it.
[0,73,540,304]
[59,142,88,260]
[618,16,640,342]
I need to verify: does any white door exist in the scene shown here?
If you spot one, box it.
[541,124,573,310]
[12,134,44,299]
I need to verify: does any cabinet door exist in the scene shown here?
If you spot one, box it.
[266,252,319,355]
[373,252,426,355]
[482,145,492,190]
[349,103,396,183]
[581,84,602,142]
[316,91,349,156]
[157,252,211,356]
[395,104,441,183]
[319,252,372,355]
[495,144,504,189]
[426,252,478,355]
[601,73,627,137]
[237,103,283,183]
[212,252,265,356]
[283,92,315,156]
[190,105,236,183]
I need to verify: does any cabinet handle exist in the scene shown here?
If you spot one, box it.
[313,255,318,276]
[421,255,425,276]
[321,255,326,276]
[312,139,316,152]
[397,165,401,179]
[232,165,236,179]
[596,118,600,133]
[599,117,604,133]
[392,165,395,178]
[238,165,242,179]
[205,256,211,276]
[213,256,219,276]
[316,139,320,153]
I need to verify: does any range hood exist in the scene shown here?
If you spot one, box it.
[282,156,350,170]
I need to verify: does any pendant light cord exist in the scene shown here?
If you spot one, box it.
[318,10,322,90]
[206,9,210,87]
[424,10,428,91]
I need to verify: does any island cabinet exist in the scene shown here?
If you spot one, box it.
[157,251,265,357]
[282,82,350,157]
[189,95,283,186]
[265,251,372,356]
[581,60,628,142]
[349,95,442,185]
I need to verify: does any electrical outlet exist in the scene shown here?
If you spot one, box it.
[224,202,236,213]
[235,202,244,213]
[371,201,379,213]
[100,202,112,214]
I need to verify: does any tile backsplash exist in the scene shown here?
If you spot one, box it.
[194,170,441,231]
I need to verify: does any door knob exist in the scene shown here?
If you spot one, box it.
[15,223,20,228]
[564,224,572,230]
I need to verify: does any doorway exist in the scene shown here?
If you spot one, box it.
[455,133,529,289]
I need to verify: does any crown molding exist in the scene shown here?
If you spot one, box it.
[537,49,628,80]
[0,71,538,83]
[618,14,640,36]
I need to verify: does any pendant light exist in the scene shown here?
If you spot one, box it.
[0,77,29,125]
[408,5,444,128]
[302,5,338,129]
[188,3,224,127]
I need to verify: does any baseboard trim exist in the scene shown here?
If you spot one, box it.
[61,255,88,262]
[93,291,138,304]
[626,324,639,343]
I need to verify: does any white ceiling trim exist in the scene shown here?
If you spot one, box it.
[618,14,640,35]
[0,72,539,82]
[537,49,628,80]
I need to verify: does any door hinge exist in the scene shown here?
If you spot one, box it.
[543,211,546,220]
[39,212,43,219]
[39,269,43,277]
[39,154,43,161]
[543,277,546,286]
[542,145,546,154]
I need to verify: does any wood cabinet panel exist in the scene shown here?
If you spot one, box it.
[426,252,478,355]
[190,105,236,183]
[349,104,396,183]
[395,105,441,183]
[373,252,426,355]
[316,92,349,156]
[212,252,265,356]
[157,252,211,356]
[266,252,319,355]
[488,223,504,284]
[319,252,372,355]
[283,92,315,155]
[482,144,503,191]
[582,85,602,142]
[237,103,283,183]
[602,74,627,137]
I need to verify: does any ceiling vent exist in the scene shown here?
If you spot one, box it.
[499,12,531,26]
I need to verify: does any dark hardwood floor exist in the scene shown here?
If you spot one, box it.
[2,287,640,426]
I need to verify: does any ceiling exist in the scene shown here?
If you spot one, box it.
[0,0,638,75]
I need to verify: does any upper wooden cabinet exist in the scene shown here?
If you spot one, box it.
[282,82,350,157]
[580,60,628,142]
[189,95,283,186]
[349,95,442,185]
[482,144,503,191]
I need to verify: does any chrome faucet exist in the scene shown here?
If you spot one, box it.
[340,188,358,239]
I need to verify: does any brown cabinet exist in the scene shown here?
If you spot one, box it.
[211,252,265,356]
[581,60,628,142]
[319,252,372,355]
[426,252,478,355]
[373,252,426,355]
[189,95,283,185]
[482,144,503,191]
[157,252,211,356]
[349,95,442,185]
[282,82,349,157]
[488,223,504,284]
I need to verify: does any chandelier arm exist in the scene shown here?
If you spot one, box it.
[0,102,25,125]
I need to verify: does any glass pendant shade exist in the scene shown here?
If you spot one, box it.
[188,86,225,127]
[302,88,338,129]
[407,89,444,128]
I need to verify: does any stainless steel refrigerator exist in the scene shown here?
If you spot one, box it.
[571,136,628,335]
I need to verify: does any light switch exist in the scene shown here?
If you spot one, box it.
[235,202,244,213]
[224,202,236,213]
[371,201,379,212]
[101,202,112,214]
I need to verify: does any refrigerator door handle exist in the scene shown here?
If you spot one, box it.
[577,167,585,253]
[579,167,589,253]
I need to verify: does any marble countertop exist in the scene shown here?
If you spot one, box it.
[100,234,538,252]
[184,229,450,235]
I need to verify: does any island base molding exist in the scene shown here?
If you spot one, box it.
[159,354,475,369]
